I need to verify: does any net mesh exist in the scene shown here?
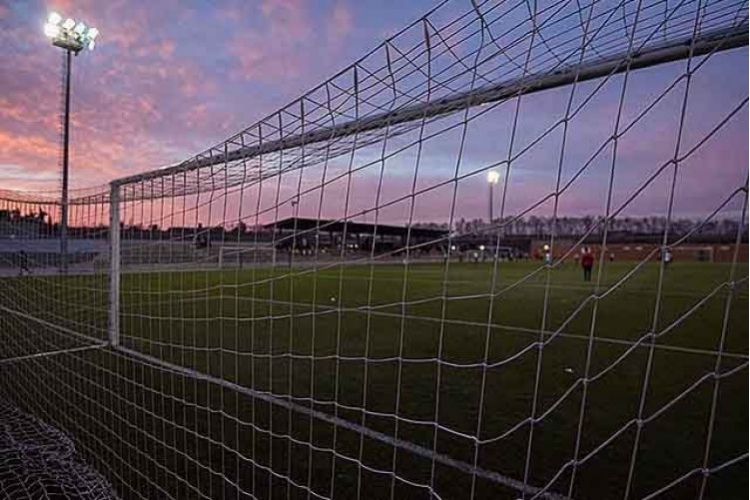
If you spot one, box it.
[0,1,748,499]
[0,399,115,499]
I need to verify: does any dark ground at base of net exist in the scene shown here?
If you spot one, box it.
[1,347,745,500]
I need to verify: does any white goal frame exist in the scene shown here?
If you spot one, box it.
[217,244,277,269]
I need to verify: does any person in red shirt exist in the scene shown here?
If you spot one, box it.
[581,247,595,282]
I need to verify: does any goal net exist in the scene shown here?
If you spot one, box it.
[0,399,115,500]
[0,1,748,499]
[669,244,715,262]
[218,245,278,269]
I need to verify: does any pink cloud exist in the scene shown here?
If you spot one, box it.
[260,0,311,42]
[229,1,356,86]
[327,2,353,45]
[231,38,303,81]
[229,0,315,82]
[156,40,176,59]
[47,0,76,14]
[0,130,58,162]
[0,98,57,132]
[230,0,361,86]
[105,29,141,51]
[0,46,211,191]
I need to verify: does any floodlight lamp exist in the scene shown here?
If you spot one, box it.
[62,18,75,30]
[74,22,86,35]
[44,23,61,38]
[543,244,550,251]
[479,245,486,251]
[48,12,62,25]
[450,245,457,251]
[88,28,99,40]
[88,40,96,50]
[487,170,500,184]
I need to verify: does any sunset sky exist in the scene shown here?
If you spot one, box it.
[0,0,747,222]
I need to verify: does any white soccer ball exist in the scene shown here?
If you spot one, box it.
[564,367,574,374]
[330,296,336,303]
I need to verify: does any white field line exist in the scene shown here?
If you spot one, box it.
[120,295,749,361]
[0,343,106,365]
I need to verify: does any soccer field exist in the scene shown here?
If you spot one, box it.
[2,0,748,496]
[1,260,747,499]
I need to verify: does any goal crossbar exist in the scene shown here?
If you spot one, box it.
[113,25,747,189]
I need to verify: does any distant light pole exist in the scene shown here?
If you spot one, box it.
[43,12,98,273]
[486,170,500,224]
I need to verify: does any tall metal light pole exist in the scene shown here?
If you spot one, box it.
[44,12,98,273]
[486,170,500,224]
[60,48,72,274]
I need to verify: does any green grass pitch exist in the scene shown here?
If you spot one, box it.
[1,260,747,499]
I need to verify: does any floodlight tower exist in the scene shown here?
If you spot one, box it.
[486,170,500,224]
[43,12,98,273]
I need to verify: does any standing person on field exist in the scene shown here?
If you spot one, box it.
[581,247,594,282]
[663,248,672,267]
[17,250,30,276]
